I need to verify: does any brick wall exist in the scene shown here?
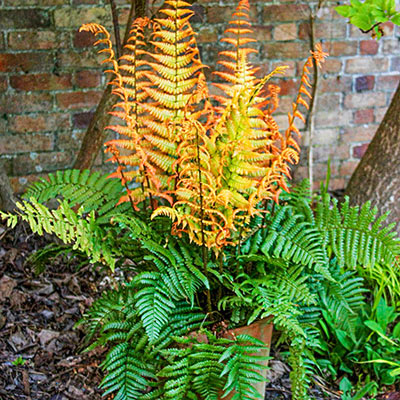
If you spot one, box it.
[0,0,399,193]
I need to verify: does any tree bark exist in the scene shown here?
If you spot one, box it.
[345,81,400,231]
[73,0,148,170]
[0,162,16,212]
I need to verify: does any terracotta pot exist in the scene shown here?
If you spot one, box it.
[220,317,273,400]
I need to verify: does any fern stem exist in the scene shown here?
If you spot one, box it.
[217,252,224,304]
[194,122,212,313]
[113,152,137,214]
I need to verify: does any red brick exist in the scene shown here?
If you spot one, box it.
[54,8,110,28]
[72,0,98,3]
[10,74,72,91]
[353,143,369,159]
[299,21,347,40]
[252,25,273,42]
[360,40,379,55]
[341,126,376,143]
[313,128,339,146]
[313,143,350,162]
[57,130,85,149]
[382,39,399,55]
[9,113,70,133]
[271,60,296,77]
[0,134,54,154]
[0,93,53,113]
[353,109,374,124]
[0,9,50,29]
[355,75,375,92]
[381,21,395,36]
[273,78,299,96]
[189,4,206,24]
[75,70,101,88]
[330,178,346,191]
[391,57,400,72]
[274,24,297,41]
[57,51,103,69]
[207,6,256,23]
[320,76,352,93]
[0,53,53,73]
[264,42,308,59]
[0,77,7,92]
[315,110,353,128]
[344,92,386,108]
[320,58,342,74]
[5,0,63,4]
[346,58,389,74]
[327,41,358,57]
[377,75,400,90]
[375,107,388,123]
[73,111,95,129]
[73,30,96,48]
[263,4,309,22]
[10,174,48,194]
[318,94,341,110]
[56,90,102,109]
[349,24,367,39]
[12,151,73,175]
[8,31,69,50]
[196,27,218,43]
[339,161,359,177]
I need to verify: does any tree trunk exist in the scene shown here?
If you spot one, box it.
[0,162,16,212]
[345,81,400,231]
[73,0,148,170]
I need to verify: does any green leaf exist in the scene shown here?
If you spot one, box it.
[350,0,362,8]
[393,322,400,338]
[353,381,378,400]
[365,320,399,346]
[339,377,352,393]
[350,14,374,31]
[336,330,353,351]
[390,367,400,376]
[335,5,352,17]
[392,13,400,25]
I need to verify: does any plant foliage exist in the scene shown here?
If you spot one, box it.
[2,0,400,399]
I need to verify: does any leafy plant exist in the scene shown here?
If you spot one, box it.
[11,356,27,366]
[336,0,400,38]
[2,0,400,399]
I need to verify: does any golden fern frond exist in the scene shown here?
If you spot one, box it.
[213,0,260,105]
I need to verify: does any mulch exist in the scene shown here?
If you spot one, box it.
[0,223,104,400]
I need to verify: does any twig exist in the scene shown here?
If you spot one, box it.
[305,2,323,195]
[360,22,381,34]
[109,0,122,59]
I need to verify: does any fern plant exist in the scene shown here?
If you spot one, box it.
[2,0,400,399]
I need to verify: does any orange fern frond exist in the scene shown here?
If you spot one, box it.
[79,23,119,74]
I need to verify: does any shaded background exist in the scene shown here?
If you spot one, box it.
[0,0,399,192]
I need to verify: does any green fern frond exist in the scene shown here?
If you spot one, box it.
[316,195,400,269]
[10,198,117,269]
[23,169,130,224]
[100,342,156,400]
[260,205,330,277]
[220,334,270,400]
